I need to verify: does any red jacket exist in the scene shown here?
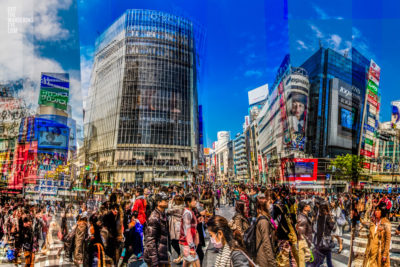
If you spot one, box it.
[132,196,147,225]
[240,192,250,218]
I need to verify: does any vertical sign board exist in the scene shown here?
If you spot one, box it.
[360,60,381,169]
[257,155,263,173]
[38,73,70,111]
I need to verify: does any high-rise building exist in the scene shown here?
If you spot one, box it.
[301,48,371,158]
[84,10,203,184]
[214,131,232,182]
[233,133,248,182]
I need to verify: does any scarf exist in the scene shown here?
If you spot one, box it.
[215,245,232,267]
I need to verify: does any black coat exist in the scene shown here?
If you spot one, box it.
[144,208,169,266]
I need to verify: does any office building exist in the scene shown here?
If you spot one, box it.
[84,10,203,184]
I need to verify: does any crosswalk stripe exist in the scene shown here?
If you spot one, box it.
[331,222,400,266]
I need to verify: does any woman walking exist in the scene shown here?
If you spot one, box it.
[207,215,252,267]
[331,201,343,253]
[362,202,391,267]
[167,195,184,264]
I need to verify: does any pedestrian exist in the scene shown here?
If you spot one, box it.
[132,188,147,226]
[20,215,38,267]
[229,200,250,236]
[86,214,106,267]
[122,211,145,266]
[310,201,335,267]
[143,192,170,267]
[179,193,201,267]
[254,196,277,267]
[297,201,313,267]
[238,184,250,218]
[207,215,252,267]
[73,213,88,266]
[330,200,343,253]
[167,194,184,264]
[248,187,258,223]
[362,202,391,267]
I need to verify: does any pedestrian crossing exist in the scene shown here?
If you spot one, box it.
[331,222,400,267]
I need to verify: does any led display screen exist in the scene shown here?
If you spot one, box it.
[340,108,355,130]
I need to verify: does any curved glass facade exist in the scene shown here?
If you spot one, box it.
[85,10,203,183]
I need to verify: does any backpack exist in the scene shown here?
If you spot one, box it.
[243,216,267,258]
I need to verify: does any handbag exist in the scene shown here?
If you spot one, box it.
[337,212,346,227]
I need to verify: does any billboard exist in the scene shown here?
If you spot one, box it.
[248,84,268,106]
[391,101,400,129]
[368,60,381,86]
[280,158,318,182]
[38,73,69,111]
[328,78,362,150]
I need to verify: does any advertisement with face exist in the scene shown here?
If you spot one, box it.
[38,128,69,149]
[288,92,308,150]
[391,101,400,129]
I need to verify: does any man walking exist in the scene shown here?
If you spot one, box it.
[179,194,200,267]
[144,192,170,267]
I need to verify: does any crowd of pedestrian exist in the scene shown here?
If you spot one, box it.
[0,183,398,267]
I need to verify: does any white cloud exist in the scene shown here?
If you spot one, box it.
[32,0,72,40]
[296,40,309,50]
[310,24,324,39]
[244,70,263,78]
[329,34,342,50]
[0,0,82,125]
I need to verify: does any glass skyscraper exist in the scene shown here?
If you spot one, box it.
[301,47,370,158]
[84,10,203,183]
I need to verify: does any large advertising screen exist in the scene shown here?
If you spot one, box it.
[38,73,69,111]
[340,107,356,130]
[280,158,318,182]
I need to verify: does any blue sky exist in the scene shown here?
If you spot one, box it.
[77,0,400,147]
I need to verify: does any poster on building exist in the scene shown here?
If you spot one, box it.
[288,92,308,150]
[0,98,28,122]
[391,101,400,129]
[278,82,290,146]
[38,73,69,111]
